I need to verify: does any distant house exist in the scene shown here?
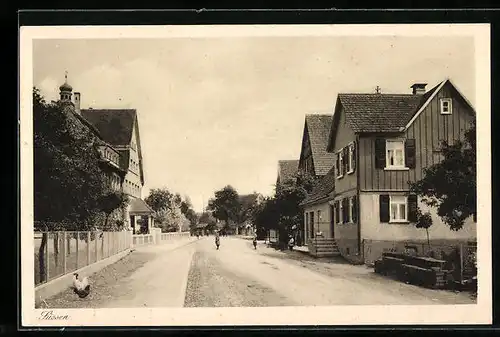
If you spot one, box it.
[276,160,299,190]
[321,79,476,264]
[298,114,336,178]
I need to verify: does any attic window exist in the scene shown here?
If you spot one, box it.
[440,98,452,115]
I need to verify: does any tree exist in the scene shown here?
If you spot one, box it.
[33,87,110,228]
[33,87,114,282]
[252,171,317,248]
[252,196,279,239]
[207,185,242,233]
[415,207,433,249]
[237,192,261,231]
[145,188,173,225]
[409,121,476,231]
[180,196,198,226]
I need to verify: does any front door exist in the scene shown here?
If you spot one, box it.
[330,204,335,238]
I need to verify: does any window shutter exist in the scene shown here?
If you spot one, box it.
[375,138,386,169]
[379,194,390,222]
[335,201,340,223]
[342,198,349,223]
[344,148,349,174]
[352,196,358,223]
[408,194,418,222]
[405,139,416,169]
[336,153,340,177]
[341,148,346,175]
[352,142,357,172]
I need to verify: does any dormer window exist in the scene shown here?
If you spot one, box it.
[440,98,452,115]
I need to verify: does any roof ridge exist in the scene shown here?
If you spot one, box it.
[305,113,333,117]
[81,108,137,111]
[339,93,417,96]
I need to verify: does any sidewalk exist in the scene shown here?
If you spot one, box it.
[294,245,309,254]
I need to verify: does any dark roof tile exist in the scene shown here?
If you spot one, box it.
[80,109,137,146]
[301,166,336,206]
[338,82,441,133]
[129,198,154,215]
[304,115,336,176]
[277,160,299,184]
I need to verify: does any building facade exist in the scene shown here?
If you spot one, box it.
[57,74,153,233]
[309,79,476,264]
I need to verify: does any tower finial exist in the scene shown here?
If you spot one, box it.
[65,70,68,82]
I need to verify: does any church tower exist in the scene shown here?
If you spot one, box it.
[59,71,73,102]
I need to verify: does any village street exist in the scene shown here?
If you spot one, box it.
[41,237,475,309]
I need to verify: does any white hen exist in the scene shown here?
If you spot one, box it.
[72,273,91,298]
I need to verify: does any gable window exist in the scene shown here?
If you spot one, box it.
[440,98,452,115]
[336,150,344,179]
[386,140,405,168]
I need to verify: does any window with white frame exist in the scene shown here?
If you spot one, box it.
[386,140,405,168]
[389,195,408,222]
[337,150,343,178]
[348,197,354,223]
[347,143,354,173]
[440,98,452,115]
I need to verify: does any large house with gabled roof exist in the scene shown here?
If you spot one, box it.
[318,78,476,264]
[56,74,154,234]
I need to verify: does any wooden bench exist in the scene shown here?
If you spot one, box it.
[374,252,449,289]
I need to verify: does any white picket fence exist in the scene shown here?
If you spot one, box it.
[132,228,190,246]
[35,229,191,287]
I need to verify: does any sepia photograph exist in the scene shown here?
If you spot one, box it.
[20,24,491,326]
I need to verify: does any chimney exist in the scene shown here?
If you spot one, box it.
[410,83,427,95]
[74,92,81,114]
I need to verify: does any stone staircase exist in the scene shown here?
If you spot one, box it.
[308,238,341,257]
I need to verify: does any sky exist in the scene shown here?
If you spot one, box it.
[33,36,475,212]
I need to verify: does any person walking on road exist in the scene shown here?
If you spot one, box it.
[252,235,257,250]
[288,235,295,251]
[215,232,220,250]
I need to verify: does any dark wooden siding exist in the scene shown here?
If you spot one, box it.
[332,106,358,195]
[359,82,475,190]
[299,126,312,173]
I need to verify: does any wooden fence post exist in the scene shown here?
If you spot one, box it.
[95,232,98,263]
[76,232,79,270]
[87,232,91,266]
[459,243,464,284]
[45,232,50,281]
[62,231,67,275]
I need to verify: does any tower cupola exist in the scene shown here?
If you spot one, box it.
[59,71,73,102]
